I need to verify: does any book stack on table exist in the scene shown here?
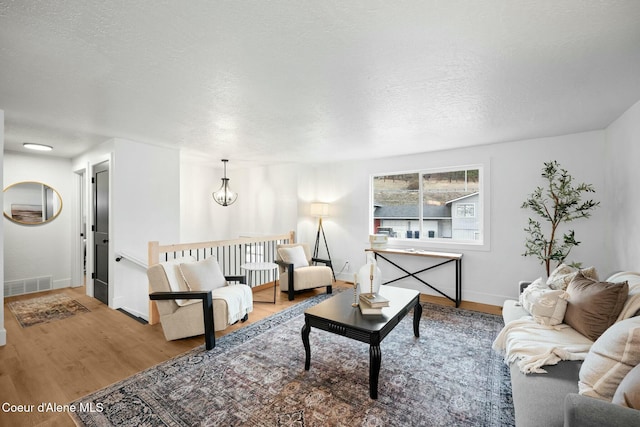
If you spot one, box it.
[359,293,390,315]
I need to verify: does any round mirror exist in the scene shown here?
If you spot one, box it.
[3,181,63,225]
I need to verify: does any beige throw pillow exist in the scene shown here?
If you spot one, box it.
[159,256,195,306]
[521,279,569,326]
[179,257,227,291]
[564,272,629,341]
[278,245,309,268]
[579,317,640,401]
[612,363,640,409]
[546,264,598,290]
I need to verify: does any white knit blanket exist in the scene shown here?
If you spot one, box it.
[492,318,593,374]
[617,283,640,321]
[212,284,254,325]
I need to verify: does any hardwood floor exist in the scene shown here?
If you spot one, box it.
[0,282,500,427]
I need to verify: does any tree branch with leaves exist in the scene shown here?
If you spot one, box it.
[521,161,600,277]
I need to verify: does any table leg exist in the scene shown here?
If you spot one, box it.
[273,278,277,303]
[369,344,381,399]
[413,302,422,338]
[302,320,311,370]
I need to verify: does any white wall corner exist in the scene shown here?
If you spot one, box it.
[1,109,5,345]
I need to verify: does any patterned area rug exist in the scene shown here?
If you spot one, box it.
[71,293,514,427]
[8,293,90,328]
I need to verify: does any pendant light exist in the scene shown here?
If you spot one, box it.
[212,159,238,206]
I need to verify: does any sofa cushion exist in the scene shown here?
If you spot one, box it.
[521,279,569,326]
[612,362,640,409]
[510,360,581,427]
[502,299,530,324]
[278,245,309,268]
[578,316,640,401]
[564,272,629,341]
[180,257,227,291]
[547,264,598,291]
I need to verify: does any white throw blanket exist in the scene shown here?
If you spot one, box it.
[212,284,254,325]
[617,283,640,321]
[492,317,593,374]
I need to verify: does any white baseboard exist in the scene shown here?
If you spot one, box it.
[53,278,72,289]
[0,328,6,346]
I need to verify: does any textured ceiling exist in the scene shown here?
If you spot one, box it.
[1,1,640,166]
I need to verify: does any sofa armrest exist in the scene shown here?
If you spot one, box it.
[564,393,640,427]
[519,280,532,294]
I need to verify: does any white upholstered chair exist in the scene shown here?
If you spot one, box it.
[148,256,253,349]
[276,243,333,301]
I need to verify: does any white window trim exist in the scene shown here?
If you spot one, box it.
[370,162,491,252]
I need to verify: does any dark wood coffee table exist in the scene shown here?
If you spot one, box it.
[301,286,422,399]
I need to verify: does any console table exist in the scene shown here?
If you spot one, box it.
[366,248,463,307]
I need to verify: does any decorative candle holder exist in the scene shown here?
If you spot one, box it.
[352,274,359,307]
[369,262,375,294]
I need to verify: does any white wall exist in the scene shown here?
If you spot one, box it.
[72,138,180,320]
[0,109,5,346]
[179,130,608,307]
[111,139,180,318]
[180,158,230,241]
[180,159,300,241]
[605,99,640,272]
[295,131,609,306]
[3,152,74,290]
[232,164,300,237]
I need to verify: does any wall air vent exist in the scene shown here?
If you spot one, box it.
[3,276,53,297]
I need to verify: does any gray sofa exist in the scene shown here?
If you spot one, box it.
[501,275,640,427]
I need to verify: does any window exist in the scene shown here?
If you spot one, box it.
[455,204,475,218]
[372,166,484,244]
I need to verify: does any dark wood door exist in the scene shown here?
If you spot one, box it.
[93,162,109,304]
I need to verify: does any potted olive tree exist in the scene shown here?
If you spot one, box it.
[522,161,600,277]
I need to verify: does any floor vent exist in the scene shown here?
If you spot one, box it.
[4,276,53,297]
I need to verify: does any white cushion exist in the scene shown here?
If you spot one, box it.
[578,316,640,401]
[179,257,227,292]
[159,256,195,306]
[280,266,332,292]
[546,264,598,290]
[278,245,309,268]
[521,279,569,326]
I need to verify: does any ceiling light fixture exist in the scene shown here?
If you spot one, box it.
[212,159,238,206]
[23,143,53,151]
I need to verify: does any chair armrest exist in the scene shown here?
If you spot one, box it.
[564,393,640,427]
[149,290,212,301]
[312,257,332,267]
[275,260,294,270]
[149,290,216,350]
[225,275,246,284]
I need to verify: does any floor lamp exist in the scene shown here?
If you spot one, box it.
[310,202,335,279]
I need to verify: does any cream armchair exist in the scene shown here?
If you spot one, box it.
[147,256,253,349]
[276,243,333,301]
